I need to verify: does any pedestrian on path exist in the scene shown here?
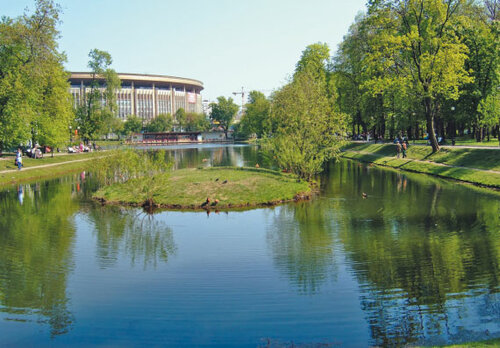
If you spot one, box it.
[396,141,402,158]
[402,141,407,158]
[15,148,22,170]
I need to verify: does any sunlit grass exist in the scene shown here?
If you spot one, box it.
[342,143,500,188]
[94,167,312,209]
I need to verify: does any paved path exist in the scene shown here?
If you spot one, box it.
[352,140,500,149]
[343,150,500,175]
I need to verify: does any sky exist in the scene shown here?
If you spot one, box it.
[1,0,367,103]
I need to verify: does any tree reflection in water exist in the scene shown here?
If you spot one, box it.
[325,160,500,346]
[86,206,177,270]
[267,199,339,294]
[0,181,78,337]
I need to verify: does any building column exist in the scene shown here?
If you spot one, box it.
[184,86,187,112]
[131,82,136,116]
[152,83,157,118]
[171,84,175,116]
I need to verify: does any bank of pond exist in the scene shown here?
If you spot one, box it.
[342,143,500,189]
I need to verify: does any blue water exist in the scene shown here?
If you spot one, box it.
[0,146,498,347]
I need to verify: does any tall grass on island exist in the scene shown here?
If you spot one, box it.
[90,149,172,209]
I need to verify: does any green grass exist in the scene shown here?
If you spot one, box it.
[431,338,500,347]
[0,159,93,187]
[0,152,96,171]
[94,166,312,209]
[342,143,500,188]
[0,152,104,187]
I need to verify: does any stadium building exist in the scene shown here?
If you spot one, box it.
[69,72,204,122]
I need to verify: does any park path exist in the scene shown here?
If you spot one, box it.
[0,156,100,174]
[343,149,500,175]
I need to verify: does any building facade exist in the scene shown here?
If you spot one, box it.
[69,72,204,122]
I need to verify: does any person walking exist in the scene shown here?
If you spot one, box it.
[396,141,402,158]
[15,148,22,170]
[402,141,407,158]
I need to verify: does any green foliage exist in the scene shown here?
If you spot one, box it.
[266,69,346,181]
[145,113,172,133]
[122,115,143,136]
[94,167,311,209]
[174,108,186,130]
[76,49,121,141]
[238,91,271,138]
[210,96,239,138]
[91,149,171,186]
[0,0,73,151]
[184,112,210,132]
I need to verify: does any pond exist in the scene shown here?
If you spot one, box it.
[0,145,498,347]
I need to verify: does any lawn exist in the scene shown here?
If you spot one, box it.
[342,143,500,188]
[94,166,312,209]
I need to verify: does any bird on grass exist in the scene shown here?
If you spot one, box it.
[215,178,219,182]
[362,192,368,198]
[222,180,228,184]
[210,199,219,207]
[201,197,210,208]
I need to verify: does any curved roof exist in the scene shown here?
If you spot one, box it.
[70,72,203,92]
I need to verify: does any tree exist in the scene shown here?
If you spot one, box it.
[0,0,73,152]
[184,112,210,132]
[76,49,121,142]
[238,91,271,138]
[455,1,499,141]
[364,0,472,152]
[145,114,172,133]
[122,115,143,136]
[174,108,186,131]
[210,97,239,139]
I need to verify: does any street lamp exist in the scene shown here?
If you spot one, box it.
[451,107,456,145]
[69,125,72,143]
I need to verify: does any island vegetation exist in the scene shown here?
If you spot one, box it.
[92,155,312,210]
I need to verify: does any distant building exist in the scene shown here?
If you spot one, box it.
[69,72,203,122]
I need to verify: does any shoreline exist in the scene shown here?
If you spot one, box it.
[341,143,500,190]
[93,167,314,211]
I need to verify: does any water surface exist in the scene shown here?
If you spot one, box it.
[0,145,498,347]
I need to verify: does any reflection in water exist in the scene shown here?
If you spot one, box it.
[267,200,338,294]
[85,207,176,270]
[325,160,500,346]
[0,147,499,346]
[0,181,78,336]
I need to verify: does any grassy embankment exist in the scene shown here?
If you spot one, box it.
[434,338,500,347]
[0,152,98,187]
[342,143,500,188]
[94,166,312,210]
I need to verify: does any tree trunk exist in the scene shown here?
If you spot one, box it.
[424,97,439,152]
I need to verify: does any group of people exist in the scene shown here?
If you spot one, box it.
[395,138,409,158]
[68,142,96,153]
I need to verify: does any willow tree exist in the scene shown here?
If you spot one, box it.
[267,44,346,181]
[365,0,472,152]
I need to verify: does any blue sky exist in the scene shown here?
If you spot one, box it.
[2,0,367,102]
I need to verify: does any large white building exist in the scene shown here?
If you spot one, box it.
[69,72,204,122]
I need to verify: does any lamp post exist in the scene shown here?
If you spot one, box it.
[412,112,416,143]
[69,125,72,143]
[451,107,456,145]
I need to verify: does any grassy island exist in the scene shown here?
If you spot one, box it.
[93,166,313,210]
